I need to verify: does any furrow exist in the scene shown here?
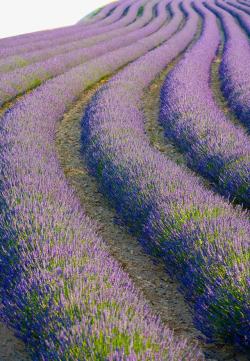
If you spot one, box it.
[0,323,30,361]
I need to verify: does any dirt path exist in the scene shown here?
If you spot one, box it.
[0,323,30,360]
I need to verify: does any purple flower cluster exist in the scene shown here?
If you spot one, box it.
[0,1,204,359]
[159,2,250,207]
[207,2,250,131]
[81,2,250,349]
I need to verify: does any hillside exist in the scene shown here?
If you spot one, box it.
[0,0,249,360]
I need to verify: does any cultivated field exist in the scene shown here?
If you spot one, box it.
[0,0,249,360]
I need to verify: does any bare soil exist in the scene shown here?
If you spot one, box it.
[0,323,30,360]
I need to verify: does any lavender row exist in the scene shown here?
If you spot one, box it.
[159,2,250,207]
[216,0,250,34]
[207,2,250,132]
[0,3,202,359]
[0,0,141,59]
[0,0,176,106]
[81,3,250,348]
[0,0,161,74]
[0,1,120,49]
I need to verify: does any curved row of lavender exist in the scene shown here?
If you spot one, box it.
[0,0,162,74]
[0,1,204,359]
[0,0,140,59]
[207,2,250,131]
[216,0,250,34]
[0,0,170,105]
[159,2,250,207]
[81,2,250,349]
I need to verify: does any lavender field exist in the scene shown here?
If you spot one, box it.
[0,0,249,360]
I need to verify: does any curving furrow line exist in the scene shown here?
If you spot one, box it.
[0,0,143,60]
[206,2,250,133]
[0,0,177,106]
[159,2,250,208]
[0,2,119,50]
[82,3,250,349]
[216,0,250,34]
[0,3,204,360]
[0,0,162,74]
